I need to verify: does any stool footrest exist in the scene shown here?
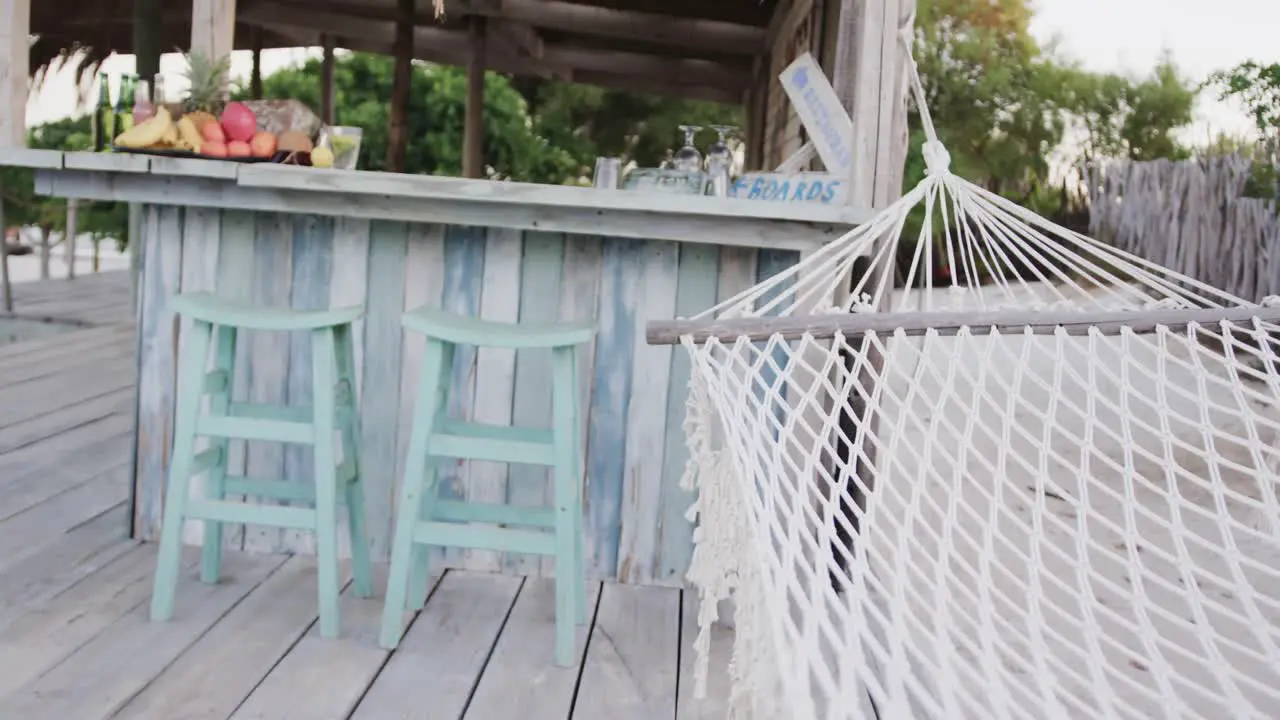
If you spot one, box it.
[228,402,356,424]
[223,476,317,503]
[197,415,315,444]
[428,420,555,466]
[185,499,317,530]
[432,500,556,529]
[414,521,556,556]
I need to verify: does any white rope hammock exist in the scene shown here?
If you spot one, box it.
[658,28,1280,720]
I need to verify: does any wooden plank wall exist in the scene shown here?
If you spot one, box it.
[132,206,799,586]
[763,0,821,169]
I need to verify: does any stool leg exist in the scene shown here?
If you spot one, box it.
[335,324,373,599]
[311,328,343,639]
[381,338,449,649]
[200,325,237,584]
[568,347,588,626]
[151,318,214,622]
[407,341,454,611]
[551,346,580,667]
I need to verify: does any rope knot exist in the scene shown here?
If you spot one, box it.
[923,140,951,176]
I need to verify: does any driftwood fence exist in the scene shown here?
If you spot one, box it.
[1085,154,1280,302]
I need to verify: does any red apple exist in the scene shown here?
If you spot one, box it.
[202,141,228,158]
[227,140,252,158]
[201,122,226,143]
[220,102,259,144]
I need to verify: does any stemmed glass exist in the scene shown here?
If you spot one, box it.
[706,125,737,173]
[672,125,704,172]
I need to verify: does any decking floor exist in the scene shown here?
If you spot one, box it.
[0,271,735,720]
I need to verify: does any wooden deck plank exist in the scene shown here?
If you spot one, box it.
[0,552,287,720]
[573,583,681,719]
[0,467,129,576]
[0,324,130,365]
[0,409,131,479]
[114,556,348,720]
[0,356,133,429]
[676,591,734,720]
[465,578,603,720]
[0,545,177,701]
[0,506,133,631]
[351,571,522,720]
[230,568,401,720]
[0,387,133,454]
[0,331,133,388]
[0,432,130,522]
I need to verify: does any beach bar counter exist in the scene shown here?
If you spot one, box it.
[3,149,865,587]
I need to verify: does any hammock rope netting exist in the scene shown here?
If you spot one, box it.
[673,28,1280,720]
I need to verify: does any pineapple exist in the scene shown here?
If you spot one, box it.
[181,51,233,123]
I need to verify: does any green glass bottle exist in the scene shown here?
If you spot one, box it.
[115,74,136,136]
[92,73,114,151]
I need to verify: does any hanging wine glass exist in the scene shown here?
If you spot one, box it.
[672,125,704,172]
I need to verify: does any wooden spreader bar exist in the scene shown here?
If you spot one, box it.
[645,304,1280,346]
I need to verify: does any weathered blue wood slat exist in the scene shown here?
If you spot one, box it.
[245,213,294,553]
[656,243,721,585]
[359,221,409,559]
[284,215,334,553]
[505,231,565,577]
[129,207,807,586]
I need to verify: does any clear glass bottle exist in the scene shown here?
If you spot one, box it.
[133,79,155,124]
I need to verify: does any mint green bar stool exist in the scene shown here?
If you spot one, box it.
[380,306,596,666]
[150,292,375,638]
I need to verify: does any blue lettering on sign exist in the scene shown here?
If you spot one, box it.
[729,175,844,205]
[800,84,853,171]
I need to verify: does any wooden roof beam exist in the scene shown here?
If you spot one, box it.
[241,3,750,98]
[294,0,767,57]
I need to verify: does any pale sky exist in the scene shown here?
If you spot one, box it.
[26,0,1280,144]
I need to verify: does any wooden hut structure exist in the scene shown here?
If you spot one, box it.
[0,0,915,588]
[4,0,913,190]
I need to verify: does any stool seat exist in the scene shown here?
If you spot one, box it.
[403,305,596,349]
[172,293,364,331]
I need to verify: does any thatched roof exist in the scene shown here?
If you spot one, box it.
[30,0,780,104]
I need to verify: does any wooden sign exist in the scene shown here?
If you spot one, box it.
[621,168,707,196]
[730,172,848,205]
[779,53,854,177]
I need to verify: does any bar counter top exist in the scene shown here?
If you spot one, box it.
[4,148,868,253]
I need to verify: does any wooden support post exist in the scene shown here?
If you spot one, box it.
[39,230,50,279]
[320,36,336,125]
[0,210,11,313]
[134,0,162,81]
[190,0,237,60]
[827,0,916,591]
[1,0,29,312]
[462,16,487,179]
[64,199,79,279]
[250,29,264,99]
[385,0,414,172]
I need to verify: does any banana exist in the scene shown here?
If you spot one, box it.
[114,107,173,149]
[176,116,203,154]
[160,121,179,146]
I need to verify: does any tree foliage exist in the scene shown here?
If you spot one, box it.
[245,53,742,184]
[1206,61,1280,137]
[907,0,1197,207]
[1,115,129,249]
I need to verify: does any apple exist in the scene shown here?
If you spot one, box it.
[201,122,226,144]
[202,141,228,158]
[227,140,252,158]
